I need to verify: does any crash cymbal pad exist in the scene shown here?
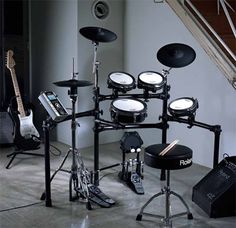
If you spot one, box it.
[157,43,196,68]
[79,26,117,43]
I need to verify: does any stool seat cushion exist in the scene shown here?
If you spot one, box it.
[145,144,193,170]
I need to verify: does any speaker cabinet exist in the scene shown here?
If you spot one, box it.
[192,156,236,218]
[0,111,13,144]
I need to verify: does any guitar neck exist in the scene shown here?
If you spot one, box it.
[10,68,26,117]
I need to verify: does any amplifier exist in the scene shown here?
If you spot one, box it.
[0,111,13,144]
[192,156,236,218]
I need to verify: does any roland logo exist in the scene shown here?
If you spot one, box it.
[180,158,192,166]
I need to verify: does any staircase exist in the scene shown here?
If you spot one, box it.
[166,0,236,89]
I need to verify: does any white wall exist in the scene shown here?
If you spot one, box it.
[77,0,125,147]
[124,0,236,168]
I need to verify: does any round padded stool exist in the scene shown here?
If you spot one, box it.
[145,144,193,170]
[136,143,193,226]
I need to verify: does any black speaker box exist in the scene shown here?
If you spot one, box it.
[192,156,236,218]
[0,111,13,144]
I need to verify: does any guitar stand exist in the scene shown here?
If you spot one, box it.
[6,147,43,169]
[6,96,43,169]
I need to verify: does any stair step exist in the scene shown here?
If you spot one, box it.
[190,0,236,16]
[186,0,236,56]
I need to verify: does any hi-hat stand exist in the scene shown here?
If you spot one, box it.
[40,69,115,209]
[41,81,92,208]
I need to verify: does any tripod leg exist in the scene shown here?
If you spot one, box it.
[6,153,17,169]
[69,173,73,201]
[69,171,79,201]
[40,149,72,201]
[50,149,71,182]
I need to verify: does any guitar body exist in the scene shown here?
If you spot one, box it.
[8,107,41,150]
[6,49,41,151]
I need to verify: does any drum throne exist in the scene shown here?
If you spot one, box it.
[136,143,193,226]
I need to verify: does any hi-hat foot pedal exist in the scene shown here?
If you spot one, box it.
[75,186,110,208]
[88,189,111,208]
[74,187,88,201]
[75,185,115,208]
[88,184,115,205]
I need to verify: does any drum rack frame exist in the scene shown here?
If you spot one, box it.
[90,80,222,186]
[42,75,222,207]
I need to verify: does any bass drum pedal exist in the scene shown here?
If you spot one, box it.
[129,171,144,195]
[118,170,144,195]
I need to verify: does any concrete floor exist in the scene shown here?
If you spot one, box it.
[0,141,235,228]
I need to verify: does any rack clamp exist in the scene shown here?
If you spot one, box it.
[209,124,222,134]
[187,115,196,129]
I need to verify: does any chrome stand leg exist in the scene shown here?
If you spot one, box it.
[136,170,193,225]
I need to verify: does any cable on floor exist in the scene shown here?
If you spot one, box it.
[0,201,43,213]
[99,170,119,182]
[49,144,62,156]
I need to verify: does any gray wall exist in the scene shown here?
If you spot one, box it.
[30,0,124,147]
[124,0,236,168]
[30,0,79,145]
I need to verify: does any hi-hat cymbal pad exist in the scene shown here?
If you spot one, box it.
[157,43,196,68]
[53,79,93,88]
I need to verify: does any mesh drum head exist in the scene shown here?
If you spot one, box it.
[169,98,194,110]
[113,99,144,112]
[109,72,134,85]
[139,72,163,85]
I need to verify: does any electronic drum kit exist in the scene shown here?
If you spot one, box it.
[53,26,198,125]
[42,26,221,209]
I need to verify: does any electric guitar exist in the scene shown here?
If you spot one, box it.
[6,50,40,150]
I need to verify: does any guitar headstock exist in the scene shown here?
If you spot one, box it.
[6,50,15,70]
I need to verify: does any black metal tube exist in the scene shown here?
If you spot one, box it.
[98,92,164,101]
[93,87,100,186]
[99,163,121,171]
[43,120,52,207]
[160,83,170,181]
[136,152,141,175]
[167,115,217,131]
[94,122,99,186]
[161,84,169,144]
[122,151,126,175]
[71,98,76,163]
[167,115,222,167]
[95,119,164,132]
[59,109,95,123]
[213,126,221,167]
